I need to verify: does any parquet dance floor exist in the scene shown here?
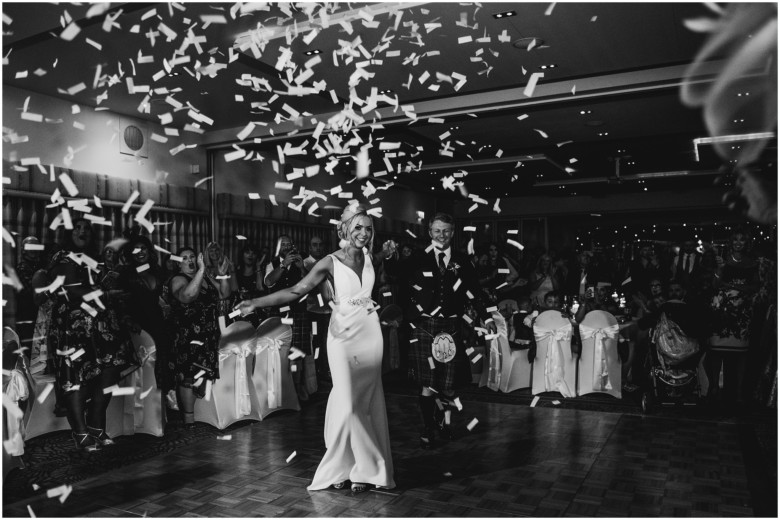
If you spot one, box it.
[3,383,776,517]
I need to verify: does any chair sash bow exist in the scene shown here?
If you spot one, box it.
[579,324,619,391]
[534,323,574,397]
[256,337,284,410]
[219,343,253,417]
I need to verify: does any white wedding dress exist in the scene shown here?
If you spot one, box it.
[307,253,395,490]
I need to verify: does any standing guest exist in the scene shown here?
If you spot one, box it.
[46,218,138,451]
[629,242,662,298]
[670,239,702,287]
[528,254,563,309]
[563,251,592,300]
[265,235,311,400]
[120,231,174,398]
[477,243,523,300]
[388,213,496,449]
[707,229,759,408]
[234,243,266,327]
[303,236,334,385]
[204,241,238,321]
[236,203,398,493]
[15,237,45,355]
[168,247,230,427]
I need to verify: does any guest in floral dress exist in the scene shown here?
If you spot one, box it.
[168,247,230,427]
[707,229,759,407]
[47,218,138,451]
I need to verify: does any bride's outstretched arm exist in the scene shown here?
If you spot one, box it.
[235,256,332,315]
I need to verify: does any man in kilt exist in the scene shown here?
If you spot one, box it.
[388,212,496,449]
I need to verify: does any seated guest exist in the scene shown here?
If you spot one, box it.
[47,218,138,451]
[168,247,230,427]
[540,290,562,312]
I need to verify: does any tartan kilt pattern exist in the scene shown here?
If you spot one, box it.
[409,316,466,394]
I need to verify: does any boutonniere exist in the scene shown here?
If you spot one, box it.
[448,261,461,273]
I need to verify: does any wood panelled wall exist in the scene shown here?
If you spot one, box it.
[3,162,429,265]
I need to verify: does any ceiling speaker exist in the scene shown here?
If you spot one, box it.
[119,118,149,158]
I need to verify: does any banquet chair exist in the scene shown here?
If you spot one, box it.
[251,318,300,419]
[495,300,532,392]
[479,312,505,391]
[121,329,167,436]
[379,304,403,374]
[195,321,259,429]
[578,311,622,398]
[4,327,31,475]
[531,310,577,397]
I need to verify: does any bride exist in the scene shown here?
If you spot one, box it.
[235,203,397,493]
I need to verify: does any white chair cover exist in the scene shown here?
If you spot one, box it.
[532,311,577,397]
[578,311,622,399]
[127,330,166,436]
[380,304,403,374]
[479,313,505,391]
[195,321,259,429]
[252,318,300,419]
[495,309,532,394]
[497,300,519,343]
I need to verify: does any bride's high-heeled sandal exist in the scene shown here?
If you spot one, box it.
[351,482,369,494]
[332,481,347,490]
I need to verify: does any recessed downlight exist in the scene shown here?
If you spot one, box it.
[493,10,516,19]
[303,49,322,56]
[539,64,557,69]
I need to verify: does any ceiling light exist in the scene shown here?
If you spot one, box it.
[493,10,516,19]
[512,37,544,49]
[539,64,557,69]
[303,49,322,56]
[580,110,592,115]
[598,132,609,136]
[379,89,393,94]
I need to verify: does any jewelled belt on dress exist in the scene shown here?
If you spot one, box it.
[335,297,374,307]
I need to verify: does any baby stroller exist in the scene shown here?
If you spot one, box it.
[640,310,705,413]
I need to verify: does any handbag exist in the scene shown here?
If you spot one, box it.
[652,312,699,361]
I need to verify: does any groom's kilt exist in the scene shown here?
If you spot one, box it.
[409,316,470,394]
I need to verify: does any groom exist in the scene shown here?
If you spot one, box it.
[388,212,496,449]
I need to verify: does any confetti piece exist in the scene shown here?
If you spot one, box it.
[428,357,436,369]
[552,400,561,405]
[454,397,463,411]
[524,72,544,98]
[216,434,232,440]
[204,380,212,401]
[111,386,136,396]
[530,396,540,407]
[621,276,632,285]
[36,382,54,404]
[545,2,557,15]
[466,418,479,431]
[443,472,452,477]
[27,505,35,517]
[136,264,150,273]
[466,347,475,355]
[139,387,153,399]
[286,451,297,463]
[423,272,433,278]
[471,353,482,364]
[507,239,524,251]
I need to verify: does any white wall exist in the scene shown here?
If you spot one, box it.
[3,85,207,188]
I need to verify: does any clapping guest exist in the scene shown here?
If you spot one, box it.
[528,254,563,308]
[168,247,230,427]
[204,241,238,322]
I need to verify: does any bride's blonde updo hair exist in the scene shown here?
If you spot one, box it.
[337,202,374,250]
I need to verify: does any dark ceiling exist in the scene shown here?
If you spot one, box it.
[2,2,774,199]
